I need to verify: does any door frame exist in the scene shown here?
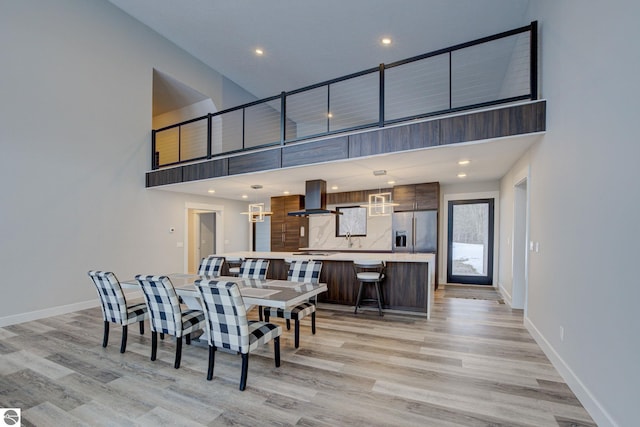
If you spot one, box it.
[512,176,529,310]
[184,202,224,274]
[442,191,499,286]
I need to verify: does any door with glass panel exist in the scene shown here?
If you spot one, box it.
[447,199,494,285]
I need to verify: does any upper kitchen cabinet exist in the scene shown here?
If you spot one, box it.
[393,183,440,212]
[270,195,308,251]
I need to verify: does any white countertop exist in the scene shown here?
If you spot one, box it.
[218,251,435,263]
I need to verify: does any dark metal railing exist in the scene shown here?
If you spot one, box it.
[152,21,537,170]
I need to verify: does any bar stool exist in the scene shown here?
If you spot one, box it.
[353,260,386,316]
[226,256,244,276]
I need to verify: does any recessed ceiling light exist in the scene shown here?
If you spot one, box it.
[207,189,215,194]
[381,37,392,45]
[331,185,338,190]
[283,191,290,195]
[457,173,467,178]
[241,194,248,199]
[458,160,471,165]
[327,112,333,118]
[387,180,396,185]
[255,48,264,56]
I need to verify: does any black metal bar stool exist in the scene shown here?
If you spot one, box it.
[353,260,386,316]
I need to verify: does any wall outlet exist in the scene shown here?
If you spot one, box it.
[529,241,534,251]
[560,326,564,342]
[535,242,540,253]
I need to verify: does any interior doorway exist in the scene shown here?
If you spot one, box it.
[512,178,528,309]
[185,203,224,274]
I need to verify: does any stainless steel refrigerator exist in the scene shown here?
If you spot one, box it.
[392,210,437,253]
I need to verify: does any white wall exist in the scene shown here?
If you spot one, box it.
[502,2,640,426]
[0,0,250,324]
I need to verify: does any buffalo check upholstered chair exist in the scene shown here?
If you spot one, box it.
[198,256,225,277]
[263,260,322,348]
[136,275,206,369]
[238,258,270,279]
[88,270,148,353]
[195,279,282,391]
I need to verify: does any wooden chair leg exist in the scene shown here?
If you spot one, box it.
[274,336,281,367]
[139,320,144,335]
[240,353,249,391]
[151,331,158,361]
[311,311,316,335]
[207,346,216,381]
[294,320,300,349]
[120,325,128,353]
[174,336,182,369]
[102,321,109,347]
[186,333,191,345]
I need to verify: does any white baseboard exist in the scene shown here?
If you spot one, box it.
[524,316,618,427]
[0,299,99,327]
[498,282,513,307]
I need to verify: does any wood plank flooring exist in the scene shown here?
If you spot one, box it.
[0,288,596,426]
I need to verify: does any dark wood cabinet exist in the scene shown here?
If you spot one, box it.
[270,195,308,251]
[393,182,439,211]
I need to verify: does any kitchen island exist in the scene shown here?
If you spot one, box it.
[217,251,435,318]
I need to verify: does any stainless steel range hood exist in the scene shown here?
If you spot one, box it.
[288,179,342,216]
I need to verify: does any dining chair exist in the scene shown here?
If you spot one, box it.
[198,256,224,277]
[195,279,281,391]
[238,259,269,280]
[353,260,386,316]
[135,275,206,369]
[263,260,322,348]
[225,256,244,276]
[88,270,148,353]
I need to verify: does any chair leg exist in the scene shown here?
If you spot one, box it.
[240,353,249,391]
[207,345,216,380]
[151,331,158,361]
[259,305,263,321]
[160,332,165,340]
[354,282,364,314]
[286,319,291,330]
[274,336,281,368]
[175,336,182,369]
[102,321,109,347]
[294,320,300,348]
[120,325,128,353]
[264,308,270,322]
[139,320,144,335]
[311,311,316,335]
[375,282,383,316]
[186,333,191,345]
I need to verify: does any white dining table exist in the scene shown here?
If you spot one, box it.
[121,274,327,311]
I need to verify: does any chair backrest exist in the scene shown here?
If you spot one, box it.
[198,256,224,277]
[238,259,269,279]
[194,279,250,353]
[136,275,183,336]
[88,270,128,324]
[353,260,386,278]
[288,260,323,284]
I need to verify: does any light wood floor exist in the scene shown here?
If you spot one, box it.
[0,288,596,426]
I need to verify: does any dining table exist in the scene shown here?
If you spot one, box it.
[120,273,327,311]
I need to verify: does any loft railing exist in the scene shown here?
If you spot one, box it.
[152,21,537,170]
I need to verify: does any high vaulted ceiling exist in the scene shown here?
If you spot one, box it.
[108,0,536,201]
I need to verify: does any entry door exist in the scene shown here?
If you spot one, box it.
[199,212,216,260]
[447,199,494,285]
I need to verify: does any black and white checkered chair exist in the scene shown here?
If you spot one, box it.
[198,256,224,277]
[238,258,269,279]
[135,275,206,369]
[195,279,282,391]
[263,260,322,348]
[88,270,148,353]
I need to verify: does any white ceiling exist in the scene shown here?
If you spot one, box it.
[108,0,535,201]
